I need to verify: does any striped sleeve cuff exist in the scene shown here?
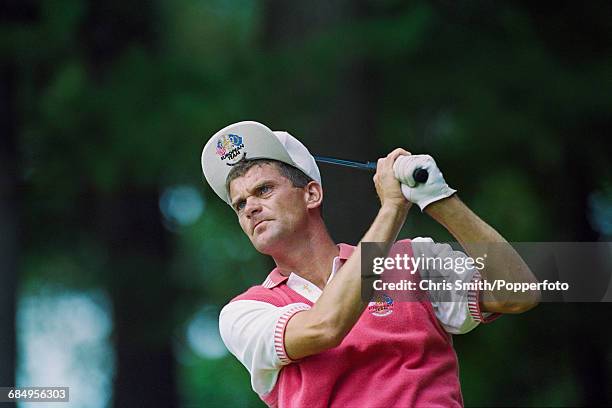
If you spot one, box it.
[274,303,311,365]
[467,271,502,323]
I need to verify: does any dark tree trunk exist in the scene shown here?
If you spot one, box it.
[0,0,39,389]
[314,62,381,243]
[562,134,611,406]
[262,0,381,243]
[0,58,19,391]
[97,190,177,408]
[80,1,178,406]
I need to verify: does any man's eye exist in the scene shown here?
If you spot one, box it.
[259,185,272,195]
[236,201,246,212]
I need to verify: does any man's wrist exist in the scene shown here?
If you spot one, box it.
[423,194,460,219]
[380,200,411,218]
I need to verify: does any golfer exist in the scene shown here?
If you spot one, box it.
[201,121,540,407]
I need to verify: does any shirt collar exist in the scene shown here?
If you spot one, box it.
[287,255,344,302]
[337,243,355,260]
[261,243,356,290]
[261,268,288,289]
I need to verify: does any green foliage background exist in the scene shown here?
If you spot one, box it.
[2,0,611,406]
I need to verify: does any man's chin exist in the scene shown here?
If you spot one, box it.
[251,232,282,255]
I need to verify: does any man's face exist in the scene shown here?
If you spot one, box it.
[228,163,308,254]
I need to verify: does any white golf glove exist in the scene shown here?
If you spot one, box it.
[393,154,456,210]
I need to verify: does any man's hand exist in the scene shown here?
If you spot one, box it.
[374,148,413,211]
[393,154,456,211]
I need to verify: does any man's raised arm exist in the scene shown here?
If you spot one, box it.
[284,149,411,360]
[425,196,540,314]
[393,153,540,314]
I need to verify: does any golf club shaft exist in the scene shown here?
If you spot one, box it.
[314,155,429,183]
[314,156,377,171]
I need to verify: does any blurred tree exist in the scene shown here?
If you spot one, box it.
[4,0,180,405]
[0,0,40,390]
[79,1,178,406]
[0,58,18,392]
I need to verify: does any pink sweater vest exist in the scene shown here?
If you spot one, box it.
[232,241,464,408]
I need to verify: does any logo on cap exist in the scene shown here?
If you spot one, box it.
[367,293,394,317]
[216,134,244,162]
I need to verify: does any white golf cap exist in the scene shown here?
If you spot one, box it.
[201,121,322,205]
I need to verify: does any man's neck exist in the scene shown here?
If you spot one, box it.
[271,223,339,290]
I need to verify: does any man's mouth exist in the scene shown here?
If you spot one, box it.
[253,220,268,233]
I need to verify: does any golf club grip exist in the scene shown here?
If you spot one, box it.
[413,168,429,184]
[369,160,429,184]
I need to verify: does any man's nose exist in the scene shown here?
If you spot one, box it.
[245,197,262,217]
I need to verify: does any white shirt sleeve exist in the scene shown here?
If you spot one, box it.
[219,300,310,396]
[411,237,480,335]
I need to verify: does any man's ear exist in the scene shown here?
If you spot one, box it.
[304,181,323,210]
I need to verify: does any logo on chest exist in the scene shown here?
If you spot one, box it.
[367,293,394,317]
